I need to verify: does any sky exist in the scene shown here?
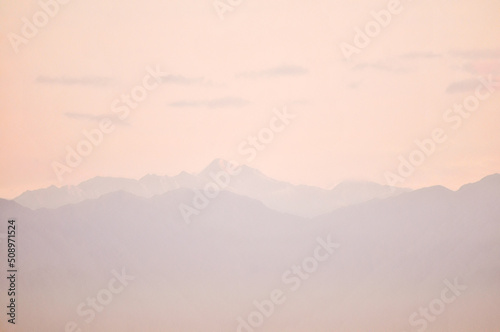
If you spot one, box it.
[1,0,499,199]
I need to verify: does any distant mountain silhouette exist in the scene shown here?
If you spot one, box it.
[13,159,409,217]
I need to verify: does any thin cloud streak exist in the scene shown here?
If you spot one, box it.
[237,65,308,79]
[168,97,250,109]
[36,76,112,86]
[64,112,128,125]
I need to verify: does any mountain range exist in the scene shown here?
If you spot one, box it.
[13,159,409,217]
[0,170,499,331]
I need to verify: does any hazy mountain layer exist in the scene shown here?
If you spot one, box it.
[0,174,499,331]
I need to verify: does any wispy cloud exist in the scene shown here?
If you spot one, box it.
[37,73,215,87]
[64,112,127,124]
[237,65,308,79]
[168,97,250,109]
[450,49,500,59]
[36,76,112,86]
[352,61,408,73]
[400,51,442,59]
[159,74,213,85]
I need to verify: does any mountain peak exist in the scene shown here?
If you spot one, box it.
[199,158,251,176]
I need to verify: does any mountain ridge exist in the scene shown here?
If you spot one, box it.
[9,160,497,217]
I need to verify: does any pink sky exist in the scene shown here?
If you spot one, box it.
[1,0,499,199]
